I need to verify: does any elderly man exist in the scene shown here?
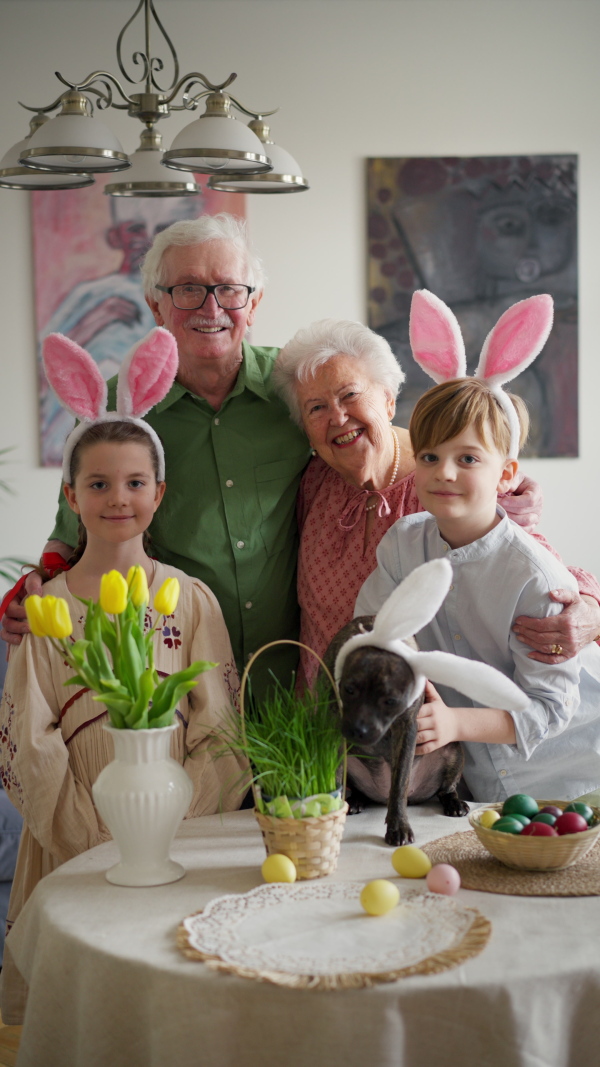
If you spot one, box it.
[5,214,309,698]
[3,213,600,690]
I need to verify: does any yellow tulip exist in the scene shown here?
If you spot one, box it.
[153,577,180,616]
[49,597,73,640]
[25,595,48,637]
[99,570,128,615]
[127,565,149,609]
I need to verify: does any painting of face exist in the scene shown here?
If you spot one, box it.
[367,154,578,458]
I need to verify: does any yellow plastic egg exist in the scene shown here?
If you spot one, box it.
[391,845,432,879]
[360,879,400,916]
[261,854,297,883]
[479,809,501,829]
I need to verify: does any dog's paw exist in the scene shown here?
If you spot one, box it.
[348,797,366,815]
[440,795,469,818]
[385,824,414,847]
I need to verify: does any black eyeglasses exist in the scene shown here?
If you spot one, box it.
[155,283,255,311]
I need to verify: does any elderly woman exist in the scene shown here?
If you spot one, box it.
[273,319,600,690]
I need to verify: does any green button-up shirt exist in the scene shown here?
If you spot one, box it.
[50,342,310,700]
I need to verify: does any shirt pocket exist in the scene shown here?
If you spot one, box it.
[255,453,307,557]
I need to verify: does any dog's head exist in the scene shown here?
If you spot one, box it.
[338,644,419,747]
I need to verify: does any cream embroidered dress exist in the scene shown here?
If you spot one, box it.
[0,562,245,942]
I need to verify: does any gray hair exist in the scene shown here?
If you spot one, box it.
[272,319,405,426]
[140,212,265,297]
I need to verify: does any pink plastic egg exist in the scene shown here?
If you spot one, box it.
[426,863,461,895]
[555,812,588,836]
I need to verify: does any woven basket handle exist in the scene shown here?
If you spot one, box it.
[239,639,347,811]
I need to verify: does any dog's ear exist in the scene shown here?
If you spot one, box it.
[372,559,453,643]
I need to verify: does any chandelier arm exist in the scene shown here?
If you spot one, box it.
[162,71,238,106]
[226,95,279,121]
[53,70,136,109]
[19,91,73,115]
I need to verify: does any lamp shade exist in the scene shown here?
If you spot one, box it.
[105,129,200,197]
[0,134,94,189]
[162,92,271,174]
[21,113,130,173]
[209,139,308,194]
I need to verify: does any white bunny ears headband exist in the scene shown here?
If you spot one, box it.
[42,328,179,483]
[336,559,529,714]
[409,290,554,459]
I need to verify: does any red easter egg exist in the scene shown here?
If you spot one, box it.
[520,822,558,836]
[555,812,588,835]
[540,806,562,818]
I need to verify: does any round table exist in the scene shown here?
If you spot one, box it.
[5,804,600,1067]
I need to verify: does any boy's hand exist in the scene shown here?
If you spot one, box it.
[415,681,460,754]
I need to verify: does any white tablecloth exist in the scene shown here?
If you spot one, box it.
[5,804,600,1067]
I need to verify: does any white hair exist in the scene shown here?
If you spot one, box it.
[272,319,405,427]
[140,212,265,297]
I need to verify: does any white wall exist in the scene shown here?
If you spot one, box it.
[1,0,599,590]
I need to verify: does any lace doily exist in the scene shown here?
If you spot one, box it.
[178,881,491,990]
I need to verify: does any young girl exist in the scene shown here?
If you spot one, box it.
[356,293,600,803]
[0,329,246,1018]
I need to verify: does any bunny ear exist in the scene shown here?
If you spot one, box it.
[42,334,107,421]
[414,651,530,712]
[372,559,453,644]
[116,327,179,418]
[475,295,554,386]
[409,290,467,383]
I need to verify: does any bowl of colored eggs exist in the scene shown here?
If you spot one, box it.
[469,795,600,871]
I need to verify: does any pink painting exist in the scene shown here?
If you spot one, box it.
[32,176,245,465]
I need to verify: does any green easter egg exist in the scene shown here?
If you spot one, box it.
[564,802,594,824]
[502,794,539,818]
[510,814,531,827]
[493,816,525,835]
[532,813,557,826]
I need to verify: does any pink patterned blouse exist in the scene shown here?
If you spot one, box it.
[296,456,600,691]
[297,457,423,690]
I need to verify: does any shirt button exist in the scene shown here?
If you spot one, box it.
[226,479,234,488]
[499,770,507,777]
[443,545,449,552]
[449,584,454,591]
[245,601,253,610]
[454,634,461,641]
[236,540,245,549]
[214,417,220,425]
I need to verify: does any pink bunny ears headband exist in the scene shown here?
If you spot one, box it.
[409,290,554,459]
[42,328,179,483]
[336,560,529,714]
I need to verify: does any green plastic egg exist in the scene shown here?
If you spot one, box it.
[502,794,539,819]
[510,813,531,827]
[532,813,557,826]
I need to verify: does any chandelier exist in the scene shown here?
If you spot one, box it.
[0,0,308,197]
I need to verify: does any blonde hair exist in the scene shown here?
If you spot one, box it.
[409,378,529,457]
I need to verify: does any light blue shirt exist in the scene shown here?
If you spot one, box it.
[356,509,600,802]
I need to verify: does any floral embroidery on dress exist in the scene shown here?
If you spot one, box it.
[0,692,23,805]
[222,661,240,710]
[162,613,182,650]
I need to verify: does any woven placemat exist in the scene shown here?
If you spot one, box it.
[423,831,600,896]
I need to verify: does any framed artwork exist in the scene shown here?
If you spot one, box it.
[367,155,578,457]
[32,177,245,466]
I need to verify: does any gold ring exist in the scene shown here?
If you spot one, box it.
[551,643,563,655]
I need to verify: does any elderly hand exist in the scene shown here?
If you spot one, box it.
[1,570,43,647]
[513,590,600,662]
[499,471,543,533]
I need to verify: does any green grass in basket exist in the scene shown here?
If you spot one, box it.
[227,675,342,802]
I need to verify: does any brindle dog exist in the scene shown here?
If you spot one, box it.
[324,616,469,847]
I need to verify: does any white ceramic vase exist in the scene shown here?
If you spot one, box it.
[92,722,193,887]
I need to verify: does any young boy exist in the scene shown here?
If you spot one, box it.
[355,378,600,803]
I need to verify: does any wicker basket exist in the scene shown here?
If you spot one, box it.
[241,639,348,881]
[469,800,600,871]
[255,802,349,879]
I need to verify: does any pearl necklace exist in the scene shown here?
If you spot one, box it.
[365,428,400,511]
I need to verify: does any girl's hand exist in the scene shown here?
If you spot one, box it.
[415,681,460,754]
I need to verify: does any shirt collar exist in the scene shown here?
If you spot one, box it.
[153,339,270,412]
[436,506,510,562]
